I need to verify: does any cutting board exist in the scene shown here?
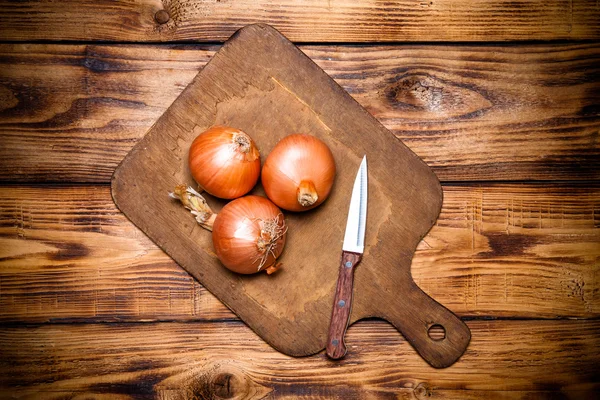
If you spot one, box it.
[111,24,470,368]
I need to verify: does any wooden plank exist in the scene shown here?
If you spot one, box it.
[0,1,599,42]
[0,185,232,323]
[0,44,214,183]
[0,320,598,398]
[2,390,589,400]
[1,43,598,183]
[1,184,598,323]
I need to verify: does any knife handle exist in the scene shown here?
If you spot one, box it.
[326,250,362,359]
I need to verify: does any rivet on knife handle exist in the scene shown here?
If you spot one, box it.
[326,156,367,360]
[326,251,362,359]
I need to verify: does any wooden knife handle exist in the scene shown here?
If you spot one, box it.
[326,250,362,359]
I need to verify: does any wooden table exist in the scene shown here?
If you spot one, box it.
[1,1,599,398]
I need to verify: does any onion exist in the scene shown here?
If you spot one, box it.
[188,125,260,199]
[262,134,336,212]
[170,185,287,275]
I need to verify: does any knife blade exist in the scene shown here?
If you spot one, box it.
[326,156,367,359]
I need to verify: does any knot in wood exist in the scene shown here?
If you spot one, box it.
[385,72,491,117]
[212,372,235,398]
[387,75,444,110]
[154,10,170,24]
[414,382,432,398]
[209,368,251,399]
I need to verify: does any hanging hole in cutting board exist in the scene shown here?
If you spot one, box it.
[428,324,446,341]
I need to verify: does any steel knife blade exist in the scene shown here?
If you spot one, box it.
[326,156,367,359]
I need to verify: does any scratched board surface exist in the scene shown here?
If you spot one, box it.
[111,24,470,367]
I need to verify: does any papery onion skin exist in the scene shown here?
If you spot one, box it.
[189,126,261,199]
[212,195,287,274]
[262,134,336,212]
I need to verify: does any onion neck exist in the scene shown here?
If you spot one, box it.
[203,213,217,231]
[170,184,216,231]
[232,131,251,153]
[297,180,318,207]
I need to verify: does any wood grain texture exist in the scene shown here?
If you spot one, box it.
[0,0,599,42]
[1,184,598,323]
[1,0,598,395]
[0,44,214,183]
[0,320,598,398]
[1,43,598,183]
[0,185,232,323]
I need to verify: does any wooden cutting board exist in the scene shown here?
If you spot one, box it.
[111,24,470,368]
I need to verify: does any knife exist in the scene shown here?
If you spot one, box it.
[326,156,367,359]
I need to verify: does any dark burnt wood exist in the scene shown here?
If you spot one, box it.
[0,0,599,42]
[1,43,599,182]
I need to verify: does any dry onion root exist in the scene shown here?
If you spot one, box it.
[170,185,287,275]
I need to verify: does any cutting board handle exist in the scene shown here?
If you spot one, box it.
[379,281,471,368]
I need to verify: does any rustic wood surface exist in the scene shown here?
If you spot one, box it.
[1,0,599,397]
[1,321,599,398]
[1,184,598,324]
[1,0,599,42]
[1,43,599,182]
